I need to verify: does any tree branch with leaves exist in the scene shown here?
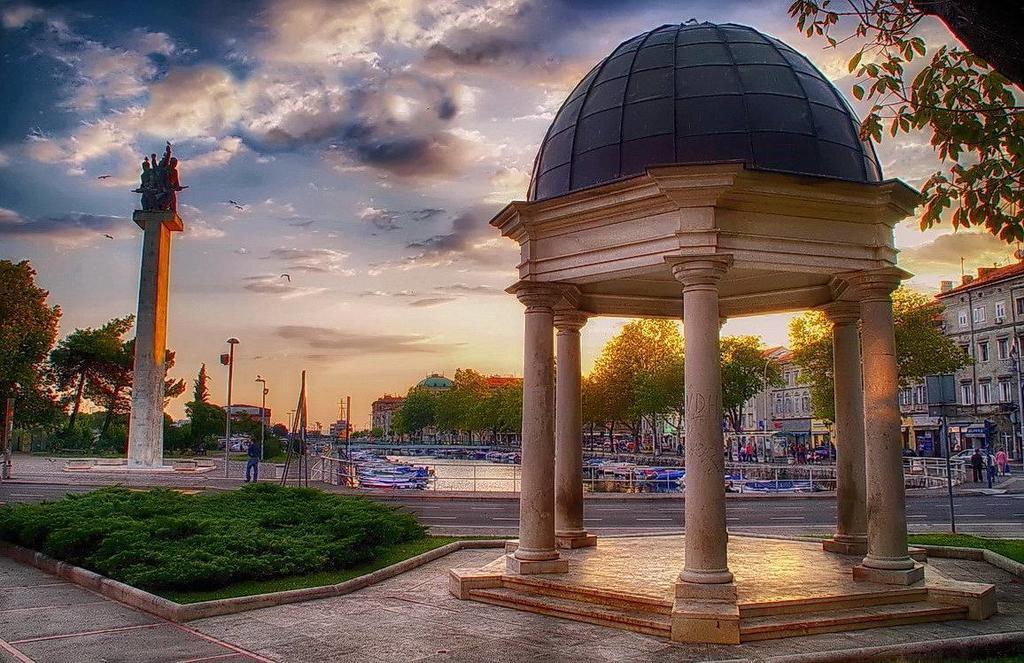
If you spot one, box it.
[791,0,1023,240]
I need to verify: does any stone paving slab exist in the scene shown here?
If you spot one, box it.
[11,624,227,663]
[0,555,267,663]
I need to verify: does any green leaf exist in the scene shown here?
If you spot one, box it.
[852,84,864,100]
[848,51,862,73]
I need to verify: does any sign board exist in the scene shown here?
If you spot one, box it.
[925,374,956,405]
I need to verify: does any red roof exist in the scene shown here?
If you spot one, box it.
[939,261,1024,297]
[484,375,521,389]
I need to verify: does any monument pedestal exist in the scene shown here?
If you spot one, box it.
[126,210,183,470]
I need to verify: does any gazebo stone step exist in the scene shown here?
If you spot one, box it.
[739,601,968,641]
[468,587,671,638]
[738,587,928,617]
[500,575,672,615]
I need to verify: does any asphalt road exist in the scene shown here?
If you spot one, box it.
[2,482,1021,537]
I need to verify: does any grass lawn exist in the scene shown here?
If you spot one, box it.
[907,533,1024,564]
[161,535,462,603]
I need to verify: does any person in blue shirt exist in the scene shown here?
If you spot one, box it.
[245,440,260,482]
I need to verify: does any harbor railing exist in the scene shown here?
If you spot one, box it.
[310,454,965,493]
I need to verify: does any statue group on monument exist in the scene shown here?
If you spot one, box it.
[134,142,186,212]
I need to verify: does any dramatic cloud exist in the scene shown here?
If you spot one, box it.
[900,231,1015,276]
[141,67,242,138]
[0,207,127,244]
[368,204,517,274]
[242,275,325,299]
[276,325,454,354]
[358,205,444,231]
[265,248,353,274]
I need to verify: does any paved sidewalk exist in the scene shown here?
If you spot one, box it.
[191,549,1024,662]
[2,545,1023,662]
[0,557,269,663]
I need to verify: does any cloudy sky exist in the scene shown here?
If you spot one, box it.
[0,0,1014,427]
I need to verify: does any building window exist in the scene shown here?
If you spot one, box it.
[959,310,969,327]
[979,381,991,404]
[973,306,986,323]
[914,384,926,404]
[802,395,809,413]
[1017,297,1024,316]
[978,341,990,362]
[960,382,974,405]
[1000,380,1013,402]
[960,344,970,358]
[998,337,1010,360]
[995,301,1006,320]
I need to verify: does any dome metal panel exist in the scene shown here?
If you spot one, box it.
[527,22,882,201]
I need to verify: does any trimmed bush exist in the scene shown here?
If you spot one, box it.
[0,484,425,591]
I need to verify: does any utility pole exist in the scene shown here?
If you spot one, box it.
[223,338,239,478]
[256,375,268,461]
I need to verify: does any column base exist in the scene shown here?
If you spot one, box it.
[555,531,597,549]
[853,562,924,585]
[671,580,740,644]
[506,553,568,575]
[822,535,868,556]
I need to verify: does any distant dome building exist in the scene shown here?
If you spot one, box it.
[417,374,454,392]
[529,22,881,201]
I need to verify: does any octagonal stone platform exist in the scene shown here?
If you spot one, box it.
[450,534,996,643]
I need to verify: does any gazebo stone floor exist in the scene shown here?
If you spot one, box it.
[450,534,995,643]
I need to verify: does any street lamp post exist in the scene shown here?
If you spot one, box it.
[255,375,268,461]
[224,338,239,478]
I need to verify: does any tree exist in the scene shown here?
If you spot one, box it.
[50,316,134,432]
[588,319,685,449]
[788,287,970,420]
[0,261,61,472]
[193,363,210,403]
[790,1,1023,240]
[394,388,437,440]
[720,336,784,435]
[0,261,61,397]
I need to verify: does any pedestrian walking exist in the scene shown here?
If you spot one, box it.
[995,448,1008,476]
[970,448,984,483]
[245,440,260,482]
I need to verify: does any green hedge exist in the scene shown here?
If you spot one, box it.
[0,485,425,592]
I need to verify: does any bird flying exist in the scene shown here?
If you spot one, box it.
[228,200,245,210]
[97,175,113,179]
[280,274,291,282]
[103,234,114,239]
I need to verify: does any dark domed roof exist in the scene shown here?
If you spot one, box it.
[528,23,882,201]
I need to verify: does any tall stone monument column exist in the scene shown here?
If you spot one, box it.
[821,301,868,555]
[127,209,183,469]
[848,269,923,585]
[554,310,596,549]
[508,283,567,574]
[669,255,740,644]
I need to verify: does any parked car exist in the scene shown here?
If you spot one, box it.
[952,448,996,465]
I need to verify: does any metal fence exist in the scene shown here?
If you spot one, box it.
[309,454,966,493]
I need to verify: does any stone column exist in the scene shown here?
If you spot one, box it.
[127,210,183,469]
[848,269,923,585]
[821,302,868,556]
[509,283,568,574]
[554,310,596,549]
[669,256,739,644]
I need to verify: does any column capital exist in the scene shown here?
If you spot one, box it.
[510,282,563,310]
[843,268,905,302]
[820,301,861,326]
[554,310,588,332]
[667,255,733,289]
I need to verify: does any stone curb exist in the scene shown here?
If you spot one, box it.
[0,539,508,623]
[916,543,1024,578]
[764,630,1024,662]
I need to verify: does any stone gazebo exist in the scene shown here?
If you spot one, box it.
[450,22,995,644]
